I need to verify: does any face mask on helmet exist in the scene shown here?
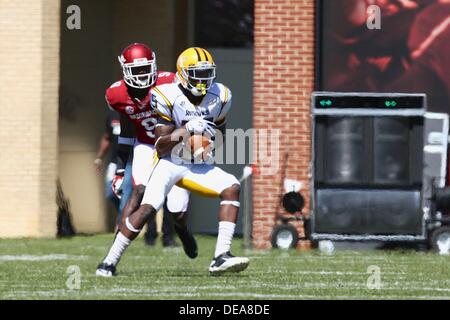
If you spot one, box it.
[181,64,216,96]
[120,56,157,89]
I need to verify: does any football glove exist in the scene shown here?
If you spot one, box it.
[185,118,216,137]
[111,169,125,199]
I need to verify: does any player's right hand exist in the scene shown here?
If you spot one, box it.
[111,170,125,199]
[185,118,216,137]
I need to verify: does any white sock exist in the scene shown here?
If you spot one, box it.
[214,221,236,258]
[103,232,131,266]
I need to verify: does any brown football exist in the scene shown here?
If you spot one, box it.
[188,134,212,161]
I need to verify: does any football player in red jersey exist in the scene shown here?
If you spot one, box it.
[97,44,197,277]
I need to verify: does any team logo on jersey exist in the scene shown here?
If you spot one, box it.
[125,106,134,114]
[185,109,210,117]
[129,111,154,120]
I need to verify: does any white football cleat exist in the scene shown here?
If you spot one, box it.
[95,262,116,277]
[209,251,249,275]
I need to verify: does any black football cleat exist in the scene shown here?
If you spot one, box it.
[144,236,156,247]
[162,237,178,248]
[175,226,198,259]
[95,262,116,277]
[209,251,249,275]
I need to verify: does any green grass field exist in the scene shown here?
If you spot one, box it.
[0,234,449,300]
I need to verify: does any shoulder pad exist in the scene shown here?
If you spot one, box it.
[211,82,231,106]
[105,80,126,107]
[152,83,179,109]
[156,71,176,85]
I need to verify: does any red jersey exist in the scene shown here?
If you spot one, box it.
[105,71,176,144]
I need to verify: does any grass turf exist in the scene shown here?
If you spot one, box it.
[0,234,449,299]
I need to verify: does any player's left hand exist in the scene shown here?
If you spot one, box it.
[94,158,103,175]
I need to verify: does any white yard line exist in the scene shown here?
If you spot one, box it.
[0,254,88,261]
[263,270,406,276]
[2,288,450,300]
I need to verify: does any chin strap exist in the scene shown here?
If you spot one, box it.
[187,84,205,96]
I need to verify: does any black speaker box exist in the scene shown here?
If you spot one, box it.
[313,116,423,235]
[315,116,423,188]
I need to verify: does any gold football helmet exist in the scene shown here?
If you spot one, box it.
[176,47,216,96]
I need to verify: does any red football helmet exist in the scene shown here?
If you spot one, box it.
[118,43,157,89]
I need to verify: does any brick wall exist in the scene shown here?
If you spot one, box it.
[252,0,315,249]
[0,0,60,237]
